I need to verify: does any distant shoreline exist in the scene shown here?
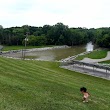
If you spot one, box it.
[1,45,70,54]
[0,45,70,60]
[25,45,70,52]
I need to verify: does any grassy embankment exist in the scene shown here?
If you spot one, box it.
[2,45,54,51]
[0,57,110,110]
[75,50,108,60]
[100,60,110,64]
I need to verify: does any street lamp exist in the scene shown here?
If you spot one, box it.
[24,37,28,48]
[22,32,29,59]
[24,37,28,59]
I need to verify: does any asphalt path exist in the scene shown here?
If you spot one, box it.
[61,65,110,80]
[60,51,110,80]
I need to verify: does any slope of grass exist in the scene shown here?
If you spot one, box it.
[76,50,108,60]
[2,45,54,51]
[99,60,110,64]
[0,57,110,110]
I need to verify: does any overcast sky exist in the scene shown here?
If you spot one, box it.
[0,0,110,28]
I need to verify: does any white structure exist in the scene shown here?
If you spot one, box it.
[86,42,94,52]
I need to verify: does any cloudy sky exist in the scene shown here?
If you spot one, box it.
[0,0,110,28]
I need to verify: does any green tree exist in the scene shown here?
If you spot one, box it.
[28,35,36,46]
[102,34,110,48]
[0,25,3,44]
[12,28,25,45]
[28,35,47,46]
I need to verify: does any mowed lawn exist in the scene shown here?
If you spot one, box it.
[100,60,110,64]
[76,50,108,60]
[0,57,110,110]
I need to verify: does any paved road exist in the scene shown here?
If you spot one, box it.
[60,51,110,80]
[61,65,110,80]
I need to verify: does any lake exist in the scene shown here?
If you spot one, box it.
[3,45,86,61]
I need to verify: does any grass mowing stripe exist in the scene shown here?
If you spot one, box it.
[0,57,109,89]
[1,58,109,91]
[0,57,110,110]
[1,59,109,99]
[0,59,93,89]
[0,58,82,85]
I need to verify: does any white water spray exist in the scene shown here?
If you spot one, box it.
[86,42,94,52]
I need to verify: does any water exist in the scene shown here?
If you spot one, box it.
[3,43,94,61]
[3,45,86,61]
[86,42,94,52]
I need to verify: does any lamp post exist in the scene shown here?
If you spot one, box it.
[24,37,28,48]
[21,32,29,59]
[24,37,28,59]
[22,32,29,59]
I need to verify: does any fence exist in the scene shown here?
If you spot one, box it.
[60,60,110,79]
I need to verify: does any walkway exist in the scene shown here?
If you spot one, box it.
[81,51,110,63]
[60,51,110,80]
[61,64,110,80]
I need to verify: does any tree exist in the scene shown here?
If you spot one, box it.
[102,34,110,48]
[12,28,25,45]
[28,35,47,46]
[35,35,47,46]
[0,25,3,44]
[0,23,110,48]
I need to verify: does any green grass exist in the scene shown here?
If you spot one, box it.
[2,45,54,51]
[99,60,110,64]
[76,50,108,60]
[0,57,110,110]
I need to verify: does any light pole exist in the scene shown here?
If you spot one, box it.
[24,36,28,59]
[22,32,29,59]
[24,37,28,48]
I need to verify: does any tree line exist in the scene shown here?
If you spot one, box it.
[0,23,110,48]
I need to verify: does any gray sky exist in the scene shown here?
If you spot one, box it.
[0,0,110,28]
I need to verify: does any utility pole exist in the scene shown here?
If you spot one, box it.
[22,32,29,59]
[24,32,29,59]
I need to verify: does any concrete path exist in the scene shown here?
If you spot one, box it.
[81,51,110,63]
[60,51,110,80]
[60,51,91,62]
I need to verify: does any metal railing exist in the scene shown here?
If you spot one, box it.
[61,60,110,72]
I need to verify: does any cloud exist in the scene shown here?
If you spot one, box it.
[0,0,110,28]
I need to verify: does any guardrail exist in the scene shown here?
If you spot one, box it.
[61,60,110,72]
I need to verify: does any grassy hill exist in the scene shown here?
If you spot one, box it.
[75,50,108,60]
[2,45,54,51]
[100,60,110,64]
[0,57,110,110]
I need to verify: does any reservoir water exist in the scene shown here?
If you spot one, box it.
[3,45,86,61]
[27,46,85,61]
[3,42,95,61]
